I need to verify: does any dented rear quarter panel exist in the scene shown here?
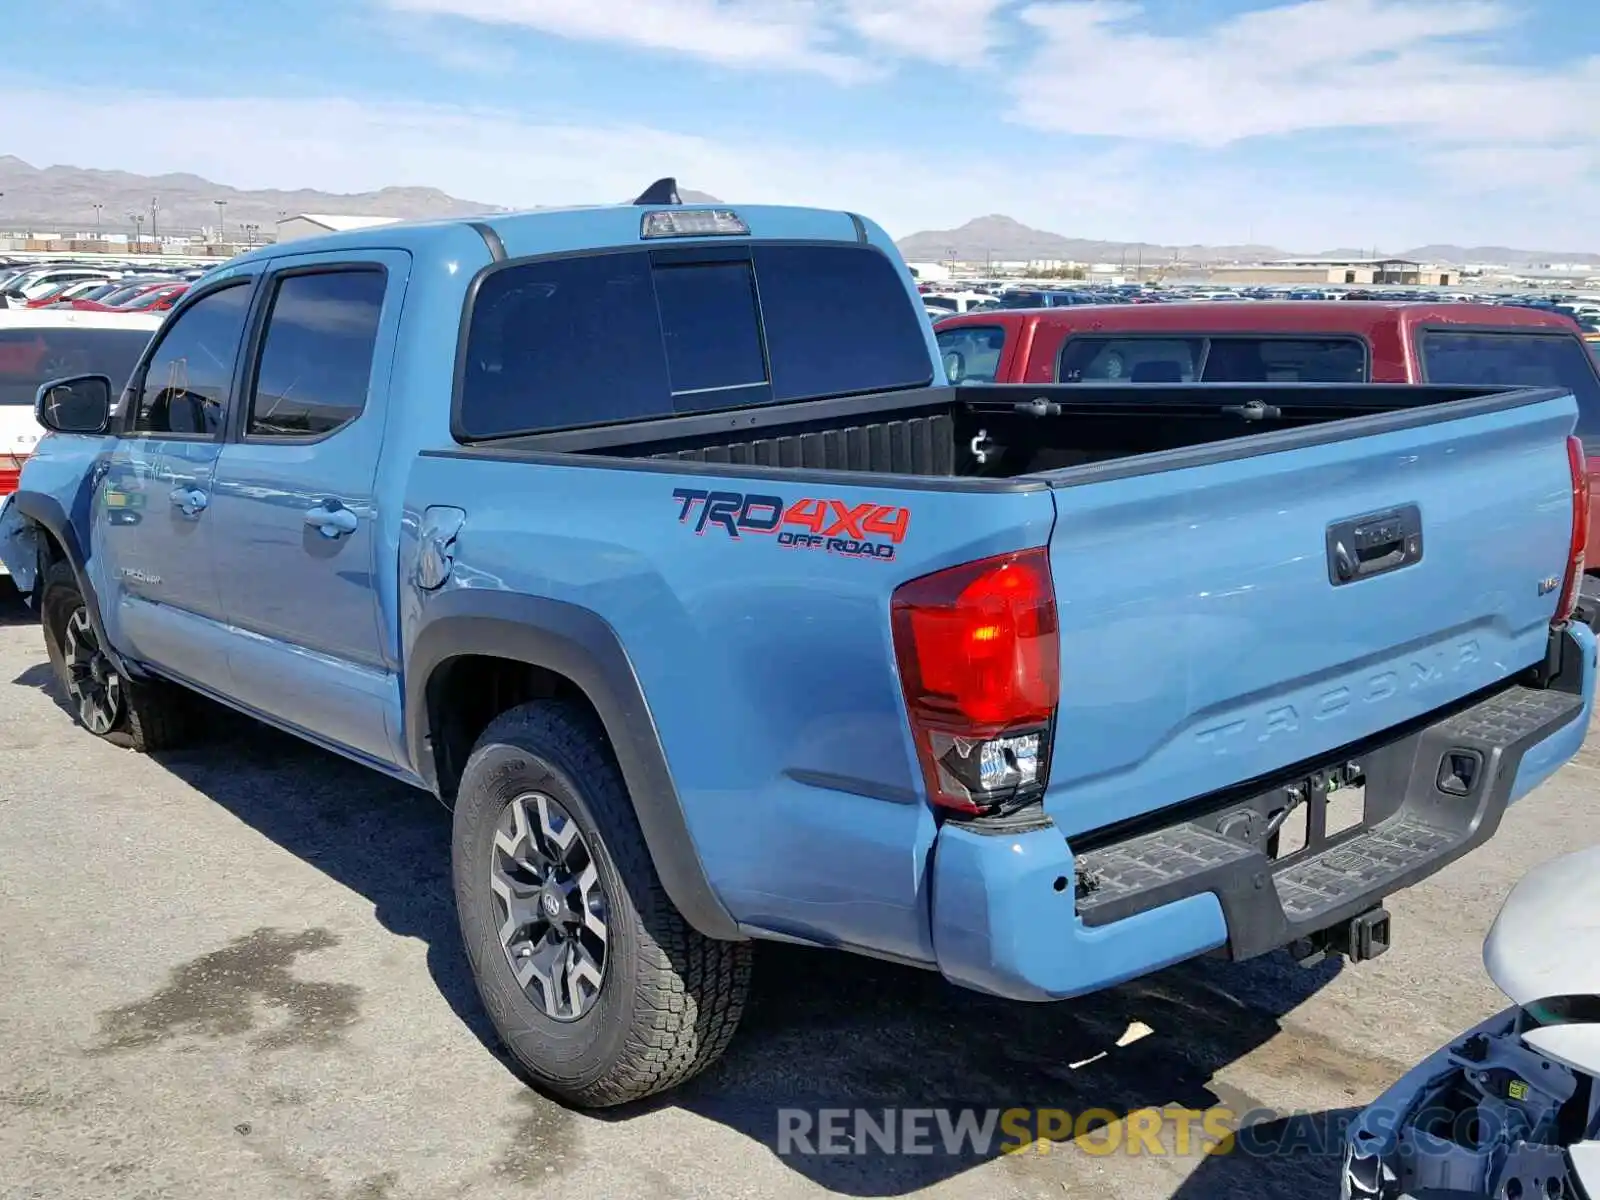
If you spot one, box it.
[401,451,1058,962]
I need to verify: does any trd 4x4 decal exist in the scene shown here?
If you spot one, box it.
[671,488,910,562]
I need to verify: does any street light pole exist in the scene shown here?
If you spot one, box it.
[92,202,103,235]
[214,199,227,244]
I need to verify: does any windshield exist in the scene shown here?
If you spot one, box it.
[0,327,155,406]
[1420,330,1600,437]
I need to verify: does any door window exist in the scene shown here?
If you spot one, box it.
[248,270,386,438]
[131,281,254,436]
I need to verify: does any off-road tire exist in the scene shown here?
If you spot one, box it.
[39,561,190,752]
[453,700,752,1107]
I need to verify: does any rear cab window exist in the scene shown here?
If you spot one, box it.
[1419,330,1600,438]
[1058,335,1367,384]
[935,324,1007,385]
[457,243,932,439]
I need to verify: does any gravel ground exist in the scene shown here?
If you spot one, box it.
[1,590,1595,1200]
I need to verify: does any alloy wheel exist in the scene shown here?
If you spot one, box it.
[489,791,610,1021]
[62,607,123,736]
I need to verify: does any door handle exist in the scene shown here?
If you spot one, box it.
[169,486,208,517]
[304,501,358,539]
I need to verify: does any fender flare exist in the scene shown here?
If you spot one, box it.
[8,489,130,672]
[406,588,744,942]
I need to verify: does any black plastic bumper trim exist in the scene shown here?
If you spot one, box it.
[1073,641,1587,960]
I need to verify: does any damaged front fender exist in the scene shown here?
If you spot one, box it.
[0,497,38,594]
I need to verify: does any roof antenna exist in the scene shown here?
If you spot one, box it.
[633,177,681,206]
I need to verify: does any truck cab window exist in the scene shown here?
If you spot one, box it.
[248,270,386,438]
[457,244,930,439]
[935,325,1005,384]
[1059,337,1202,383]
[132,281,253,437]
[1421,331,1600,436]
[1201,337,1366,383]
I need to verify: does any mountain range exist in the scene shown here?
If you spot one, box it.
[895,214,1600,268]
[0,158,716,236]
[1,159,1591,266]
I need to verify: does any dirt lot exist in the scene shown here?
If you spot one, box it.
[1,591,1595,1200]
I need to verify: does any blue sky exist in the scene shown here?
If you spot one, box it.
[6,0,1599,249]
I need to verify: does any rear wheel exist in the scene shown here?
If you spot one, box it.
[452,700,752,1107]
[39,561,189,752]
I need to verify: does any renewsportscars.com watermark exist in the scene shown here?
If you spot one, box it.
[776,1106,1366,1158]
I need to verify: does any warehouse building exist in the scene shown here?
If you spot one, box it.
[275,213,403,243]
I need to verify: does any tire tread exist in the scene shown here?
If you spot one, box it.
[462,701,751,1107]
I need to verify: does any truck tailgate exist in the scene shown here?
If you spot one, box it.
[1041,391,1579,836]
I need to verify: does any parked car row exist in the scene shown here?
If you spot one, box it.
[0,258,205,315]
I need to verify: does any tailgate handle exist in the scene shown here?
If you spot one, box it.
[1326,505,1423,586]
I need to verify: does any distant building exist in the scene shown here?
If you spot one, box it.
[904,260,953,283]
[276,213,403,243]
[1269,258,1454,286]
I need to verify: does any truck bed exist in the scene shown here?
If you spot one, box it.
[463,382,1537,486]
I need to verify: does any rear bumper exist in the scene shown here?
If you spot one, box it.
[929,625,1595,1003]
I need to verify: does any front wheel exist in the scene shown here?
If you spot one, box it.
[452,701,752,1107]
[39,561,189,752]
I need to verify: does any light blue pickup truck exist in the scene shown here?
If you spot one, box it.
[3,182,1593,1108]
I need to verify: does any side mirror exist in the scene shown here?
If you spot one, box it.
[35,374,113,435]
[942,349,967,385]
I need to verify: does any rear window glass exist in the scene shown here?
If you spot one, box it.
[1203,337,1366,383]
[457,243,931,439]
[1058,335,1367,384]
[652,261,766,399]
[0,327,155,406]
[1421,331,1600,435]
[1060,337,1202,383]
[936,325,1006,384]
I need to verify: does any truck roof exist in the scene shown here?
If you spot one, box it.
[229,201,885,268]
[937,300,1584,337]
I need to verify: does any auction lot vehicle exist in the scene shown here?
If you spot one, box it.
[1343,845,1600,1200]
[0,309,161,577]
[935,301,1600,624]
[2,188,1595,1108]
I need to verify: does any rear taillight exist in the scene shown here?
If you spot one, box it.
[1555,435,1589,626]
[891,548,1059,814]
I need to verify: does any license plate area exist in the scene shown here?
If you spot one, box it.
[1182,758,1370,864]
[1266,761,1367,863]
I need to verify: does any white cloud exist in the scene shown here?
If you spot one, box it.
[5,74,1595,249]
[381,0,1014,76]
[836,0,1012,66]
[1009,0,1600,148]
[382,0,866,79]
